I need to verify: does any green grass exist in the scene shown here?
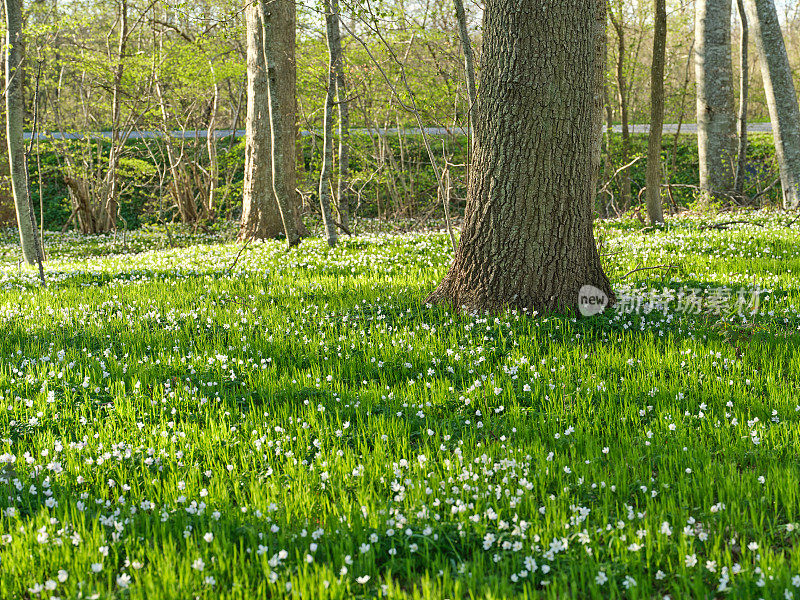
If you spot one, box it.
[1,211,800,599]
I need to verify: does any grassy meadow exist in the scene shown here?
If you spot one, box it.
[1,212,800,599]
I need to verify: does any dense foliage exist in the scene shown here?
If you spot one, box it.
[5,133,785,231]
[0,0,795,232]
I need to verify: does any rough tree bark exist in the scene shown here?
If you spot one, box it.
[4,0,43,267]
[259,0,300,246]
[426,0,613,315]
[744,0,800,209]
[319,0,339,247]
[734,0,749,197]
[646,0,666,224]
[241,2,283,239]
[240,0,302,243]
[696,0,737,201]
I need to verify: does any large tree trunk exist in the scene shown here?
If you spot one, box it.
[260,0,300,246]
[426,0,613,315]
[696,0,737,201]
[240,0,302,243]
[646,0,666,224]
[319,0,339,247]
[4,0,42,267]
[241,2,283,239]
[744,0,800,209]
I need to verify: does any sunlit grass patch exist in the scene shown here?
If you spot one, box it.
[1,211,800,598]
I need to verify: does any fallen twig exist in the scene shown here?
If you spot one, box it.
[620,264,678,279]
[224,238,253,276]
[785,213,800,228]
[699,220,764,231]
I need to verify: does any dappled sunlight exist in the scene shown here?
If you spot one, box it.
[1,213,800,597]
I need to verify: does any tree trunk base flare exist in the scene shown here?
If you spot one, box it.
[238,190,285,241]
[426,0,615,316]
[426,251,614,316]
[239,199,305,242]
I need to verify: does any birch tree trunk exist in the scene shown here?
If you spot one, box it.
[319,0,339,247]
[426,0,613,315]
[646,0,666,224]
[744,0,800,209]
[4,0,42,267]
[696,0,737,201]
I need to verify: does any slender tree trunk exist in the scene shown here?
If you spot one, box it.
[105,0,128,232]
[602,85,616,216]
[427,0,613,315]
[0,122,11,228]
[646,0,666,224]
[154,78,198,224]
[696,0,737,202]
[734,0,749,197]
[744,0,800,209]
[284,2,309,239]
[319,0,339,247]
[206,62,219,217]
[332,0,350,231]
[4,0,42,267]
[454,0,476,134]
[669,39,695,183]
[609,6,631,210]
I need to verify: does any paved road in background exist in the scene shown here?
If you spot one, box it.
[22,123,777,140]
[617,123,774,134]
